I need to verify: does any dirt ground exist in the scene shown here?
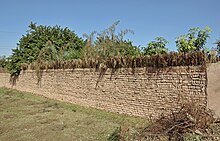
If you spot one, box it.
[207,62,220,117]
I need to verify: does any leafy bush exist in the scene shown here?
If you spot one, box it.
[176,27,212,52]
[83,21,141,59]
[7,22,85,80]
[143,37,169,56]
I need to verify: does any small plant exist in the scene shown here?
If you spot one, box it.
[108,127,121,141]
[184,134,202,141]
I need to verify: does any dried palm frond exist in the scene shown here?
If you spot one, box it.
[27,51,206,71]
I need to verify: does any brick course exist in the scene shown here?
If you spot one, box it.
[0,66,207,118]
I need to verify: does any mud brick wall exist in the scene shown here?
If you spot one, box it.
[0,66,207,118]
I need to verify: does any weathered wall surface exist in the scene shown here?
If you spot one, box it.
[0,73,10,88]
[207,62,220,117]
[0,66,207,118]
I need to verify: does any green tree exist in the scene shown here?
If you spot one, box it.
[143,37,169,56]
[83,21,140,58]
[8,22,85,77]
[176,27,212,52]
[37,41,59,61]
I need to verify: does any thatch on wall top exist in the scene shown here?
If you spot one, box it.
[22,51,206,71]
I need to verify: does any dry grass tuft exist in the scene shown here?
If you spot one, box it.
[27,51,207,71]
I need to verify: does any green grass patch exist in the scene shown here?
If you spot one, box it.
[0,87,147,141]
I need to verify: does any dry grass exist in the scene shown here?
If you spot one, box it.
[107,103,220,141]
[25,51,206,71]
[18,51,207,87]
[134,103,220,141]
[0,87,147,141]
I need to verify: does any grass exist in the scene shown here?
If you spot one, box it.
[0,87,147,141]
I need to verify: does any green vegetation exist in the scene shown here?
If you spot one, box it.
[83,21,140,58]
[215,39,220,54]
[175,27,212,52]
[7,22,85,78]
[4,21,218,79]
[0,56,7,67]
[143,37,169,56]
[0,56,7,72]
[0,87,147,141]
[1,22,219,141]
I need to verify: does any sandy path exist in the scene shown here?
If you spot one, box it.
[207,62,220,117]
